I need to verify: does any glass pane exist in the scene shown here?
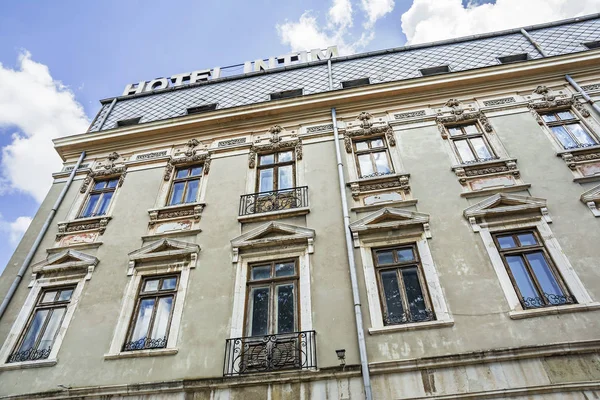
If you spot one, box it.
[373,152,392,174]
[259,154,275,165]
[402,267,428,320]
[497,235,517,249]
[169,182,185,205]
[161,277,177,290]
[542,114,557,122]
[464,124,479,134]
[96,192,113,216]
[81,194,100,217]
[517,233,537,246]
[144,279,160,292]
[370,138,384,148]
[355,141,368,151]
[551,126,577,149]
[567,124,596,146]
[276,284,295,334]
[278,165,294,190]
[448,127,462,137]
[18,309,49,352]
[150,297,173,340]
[41,291,58,303]
[259,168,274,192]
[557,111,574,120]
[358,154,374,177]
[376,250,394,265]
[58,289,73,302]
[506,255,539,302]
[380,270,404,324]
[275,262,295,277]
[184,179,199,203]
[190,166,203,176]
[176,169,189,179]
[526,252,565,303]
[37,308,66,351]
[249,287,270,336]
[251,265,272,280]
[470,137,493,160]
[278,151,293,162]
[93,181,106,190]
[454,140,476,163]
[131,298,155,341]
[396,248,415,262]
[107,179,119,189]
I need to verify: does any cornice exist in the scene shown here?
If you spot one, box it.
[54,51,600,160]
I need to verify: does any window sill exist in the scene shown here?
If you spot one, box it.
[461,183,531,198]
[57,215,112,238]
[104,348,178,360]
[47,241,103,254]
[556,144,600,156]
[148,202,205,224]
[238,206,310,223]
[346,172,410,186]
[451,157,516,171]
[509,302,600,320]
[368,319,454,335]
[573,174,600,184]
[0,358,57,371]
[351,199,418,213]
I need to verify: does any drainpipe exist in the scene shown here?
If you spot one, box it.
[328,59,373,400]
[565,74,600,117]
[521,28,549,58]
[0,151,86,319]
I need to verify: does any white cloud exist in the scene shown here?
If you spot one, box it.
[401,0,600,44]
[0,214,32,246]
[329,0,353,29]
[361,0,395,28]
[0,51,89,203]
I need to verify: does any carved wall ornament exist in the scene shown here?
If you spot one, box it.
[184,139,200,156]
[453,159,519,184]
[561,152,600,169]
[79,153,127,193]
[528,94,590,124]
[349,174,410,199]
[56,217,111,239]
[342,112,396,153]
[436,108,493,138]
[445,98,464,115]
[148,203,205,225]
[483,97,516,107]
[163,152,211,180]
[247,125,302,168]
[357,112,374,129]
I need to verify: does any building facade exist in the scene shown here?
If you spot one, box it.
[1,15,600,400]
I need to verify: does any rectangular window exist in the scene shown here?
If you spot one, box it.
[497,53,529,64]
[116,117,141,127]
[8,286,75,363]
[245,260,298,337]
[373,245,434,325]
[353,137,394,178]
[79,178,119,218]
[123,275,179,351]
[270,89,303,101]
[493,230,575,309]
[447,123,496,164]
[256,151,295,192]
[168,166,203,205]
[342,77,370,89]
[540,110,598,149]
[420,65,450,76]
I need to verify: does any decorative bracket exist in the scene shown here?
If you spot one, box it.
[80,152,127,193]
[342,112,395,153]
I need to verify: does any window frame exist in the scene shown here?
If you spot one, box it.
[539,109,598,150]
[352,136,395,178]
[446,122,497,164]
[255,150,296,193]
[167,165,203,206]
[78,177,119,219]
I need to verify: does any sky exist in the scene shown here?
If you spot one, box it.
[0,0,599,273]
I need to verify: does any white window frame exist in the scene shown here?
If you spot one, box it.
[536,107,600,152]
[155,162,209,209]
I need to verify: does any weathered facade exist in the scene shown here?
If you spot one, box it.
[2,15,600,400]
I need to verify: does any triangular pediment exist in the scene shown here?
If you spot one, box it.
[350,207,430,233]
[231,221,315,250]
[581,184,600,203]
[463,193,547,219]
[31,249,98,275]
[129,238,200,262]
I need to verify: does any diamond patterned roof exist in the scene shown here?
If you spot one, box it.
[89,17,600,133]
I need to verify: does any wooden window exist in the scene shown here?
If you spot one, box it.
[256,151,295,193]
[373,245,434,325]
[540,110,597,149]
[168,166,203,205]
[8,286,75,363]
[245,260,298,337]
[79,178,119,218]
[353,137,393,178]
[123,275,179,351]
[447,123,496,164]
[493,230,574,309]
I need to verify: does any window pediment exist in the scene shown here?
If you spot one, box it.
[341,112,396,153]
[581,184,600,216]
[349,207,431,247]
[248,125,303,168]
[129,238,200,263]
[30,250,98,283]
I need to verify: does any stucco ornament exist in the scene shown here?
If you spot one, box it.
[436,99,493,137]
[528,85,589,122]
[80,152,127,193]
[248,125,302,168]
[342,112,396,153]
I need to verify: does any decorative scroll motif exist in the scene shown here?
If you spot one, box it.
[239,186,308,216]
[80,152,127,193]
[122,336,167,352]
[218,138,246,147]
[520,293,575,309]
[163,141,211,180]
[148,204,205,225]
[394,110,426,120]
[7,347,52,363]
[528,85,590,124]
[561,152,600,169]
[350,174,410,200]
[306,124,333,133]
[436,99,493,137]
[135,151,168,161]
[581,84,600,92]
[383,309,434,326]
[343,112,396,153]
[57,217,110,238]
[483,97,516,107]
[248,125,303,168]
[454,160,519,184]
[223,330,317,376]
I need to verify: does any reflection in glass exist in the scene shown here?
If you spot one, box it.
[355,141,369,151]
[96,192,113,215]
[58,289,73,302]
[259,169,274,192]
[471,137,493,160]
[150,297,173,339]
[506,255,539,301]
[259,154,275,165]
[250,287,270,336]
[371,139,384,148]
[275,263,295,277]
[402,268,426,319]
[82,194,100,217]
[161,278,177,290]
[497,235,517,249]
[131,298,155,341]
[358,154,374,176]
[18,310,49,352]
[551,126,577,148]
[396,248,415,262]
[37,308,65,350]
[278,151,293,162]
[373,152,391,174]
[191,166,203,176]
[276,284,295,334]
[252,265,271,280]
[41,291,57,303]
[526,252,564,301]
[517,233,536,246]
[567,124,596,146]
[380,270,404,324]
[557,111,574,120]
[376,251,394,265]
[184,179,199,203]
[464,124,479,134]
[542,114,557,122]
[144,279,160,292]
[455,140,476,163]
[169,182,185,205]
[278,165,293,190]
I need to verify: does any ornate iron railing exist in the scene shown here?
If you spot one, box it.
[223,330,317,376]
[239,186,308,216]
[7,347,52,363]
[122,336,167,351]
[520,293,576,309]
[383,309,435,326]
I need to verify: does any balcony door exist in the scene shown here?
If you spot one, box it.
[256,151,295,193]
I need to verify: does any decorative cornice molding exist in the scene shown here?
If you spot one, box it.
[56,216,111,239]
[248,125,303,168]
[349,207,431,246]
[347,173,410,200]
[342,112,396,153]
[80,152,127,193]
[163,149,211,181]
[528,86,590,124]
[453,159,520,184]
[30,249,98,283]
[436,99,493,137]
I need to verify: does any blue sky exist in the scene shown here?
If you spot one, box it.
[0,0,598,273]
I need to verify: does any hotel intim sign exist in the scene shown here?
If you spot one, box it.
[122,46,338,96]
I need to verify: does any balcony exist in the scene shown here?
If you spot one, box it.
[223,330,317,377]
[239,186,309,218]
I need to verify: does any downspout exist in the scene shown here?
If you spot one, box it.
[521,28,549,58]
[0,151,87,319]
[565,74,600,117]
[97,98,117,131]
[328,59,373,400]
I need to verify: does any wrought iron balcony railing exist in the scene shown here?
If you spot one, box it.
[520,293,576,309]
[223,330,317,376]
[383,309,435,326]
[239,186,309,216]
[122,336,167,352]
[7,347,52,363]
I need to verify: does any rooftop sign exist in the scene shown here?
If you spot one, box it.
[122,46,338,96]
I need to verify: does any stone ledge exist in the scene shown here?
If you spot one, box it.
[368,319,454,335]
[460,183,531,198]
[0,358,57,371]
[351,199,418,213]
[104,348,178,360]
[238,207,310,223]
[509,302,600,320]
